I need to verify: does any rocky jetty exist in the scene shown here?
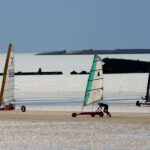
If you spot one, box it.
[70,70,89,75]
[103,58,150,73]
[70,58,150,74]
[0,68,63,76]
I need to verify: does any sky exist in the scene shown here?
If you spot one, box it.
[0,0,150,52]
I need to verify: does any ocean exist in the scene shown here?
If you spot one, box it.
[0,53,150,73]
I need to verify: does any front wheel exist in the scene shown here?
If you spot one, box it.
[21,105,26,112]
[99,112,104,117]
[72,113,77,117]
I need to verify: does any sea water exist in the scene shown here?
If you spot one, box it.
[0,53,149,73]
[0,53,149,110]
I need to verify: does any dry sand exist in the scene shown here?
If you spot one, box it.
[0,110,150,124]
[0,111,150,150]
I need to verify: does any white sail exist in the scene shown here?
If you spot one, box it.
[0,44,14,104]
[83,55,103,106]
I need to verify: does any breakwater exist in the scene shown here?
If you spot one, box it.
[0,58,149,75]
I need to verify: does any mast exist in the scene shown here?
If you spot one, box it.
[145,72,150,102]
[0,44,13,105]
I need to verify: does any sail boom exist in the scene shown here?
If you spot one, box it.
[84,99,103,106]
[91,69,103,72]
[88,78,103,81]
[87,88,103,92]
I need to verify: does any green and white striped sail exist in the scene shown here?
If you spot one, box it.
[83,55,103,106]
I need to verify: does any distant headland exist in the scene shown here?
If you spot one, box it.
[36,49,150,55]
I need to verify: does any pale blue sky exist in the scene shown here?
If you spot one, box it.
[0,0,150,52]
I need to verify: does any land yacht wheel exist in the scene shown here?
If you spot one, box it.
[72,113,77,117]
[136,101,141,107]
[91,114,95,117]
[99,112,104,117]
[21,105,26,112]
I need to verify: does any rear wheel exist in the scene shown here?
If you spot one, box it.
[99,112,104,117]
[72,113,77,117]
[21,105,26,112]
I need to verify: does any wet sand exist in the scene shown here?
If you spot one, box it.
[0,111,150,124]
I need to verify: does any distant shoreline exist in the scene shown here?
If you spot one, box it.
[36,49,150,55]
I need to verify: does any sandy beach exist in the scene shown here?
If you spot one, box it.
[0,111,149,150]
